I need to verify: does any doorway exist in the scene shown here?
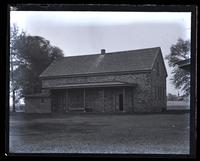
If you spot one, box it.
[119,94,123,111]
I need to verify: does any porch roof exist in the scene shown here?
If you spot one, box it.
[25,92,50,98]
[45,81,137,89]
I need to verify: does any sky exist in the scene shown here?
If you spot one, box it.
[10,11,191,95]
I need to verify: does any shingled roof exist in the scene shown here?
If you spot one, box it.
[40,47,161,78]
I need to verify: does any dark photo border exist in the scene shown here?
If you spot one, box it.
[1,2,198,160]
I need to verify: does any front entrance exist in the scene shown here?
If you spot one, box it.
[119,94,123,111]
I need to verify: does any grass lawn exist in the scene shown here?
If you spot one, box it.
[9,112,190,154]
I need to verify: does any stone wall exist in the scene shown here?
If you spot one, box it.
[42,72,159,112]
[150,51,167,111]
[42,73,149,88]
[25,97,51,113]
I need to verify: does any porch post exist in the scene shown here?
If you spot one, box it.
[67,89,70,111]
[50,90,53,112]
[132,87,134,113]
[114,89,116,112]
[66,90,68,112]
[102,88,105,112]
[123,87,125,112]
[83,88,86,112]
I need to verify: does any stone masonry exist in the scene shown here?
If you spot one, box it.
[42,70,166,112]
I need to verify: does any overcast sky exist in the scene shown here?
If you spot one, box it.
[10,11,191,95]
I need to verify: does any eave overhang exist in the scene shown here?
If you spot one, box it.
[40,70,151,80]
[43,81,137,89]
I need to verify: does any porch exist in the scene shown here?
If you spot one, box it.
[49,81,136,113]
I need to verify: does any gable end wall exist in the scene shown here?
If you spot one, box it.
[150,51,167,111]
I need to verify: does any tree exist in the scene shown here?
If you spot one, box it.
[10,25,64,108]
[10,24,23,112]
[165,39,190,97]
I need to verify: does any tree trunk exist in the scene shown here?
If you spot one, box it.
[11,54,16,113]
[12,90,16,112]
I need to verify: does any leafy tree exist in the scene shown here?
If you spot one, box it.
[165,39,190,97]
[10,24,24,112]
[10,24,64,108]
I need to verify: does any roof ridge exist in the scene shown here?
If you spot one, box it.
[63,47,161,58]
[106,47,160,55]
[63,53,100,59]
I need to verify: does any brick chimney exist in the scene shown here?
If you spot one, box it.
[101,49,106,54]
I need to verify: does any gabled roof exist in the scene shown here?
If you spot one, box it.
[40,47,161,78]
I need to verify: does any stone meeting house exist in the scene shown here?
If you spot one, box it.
[25,47,167,113]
